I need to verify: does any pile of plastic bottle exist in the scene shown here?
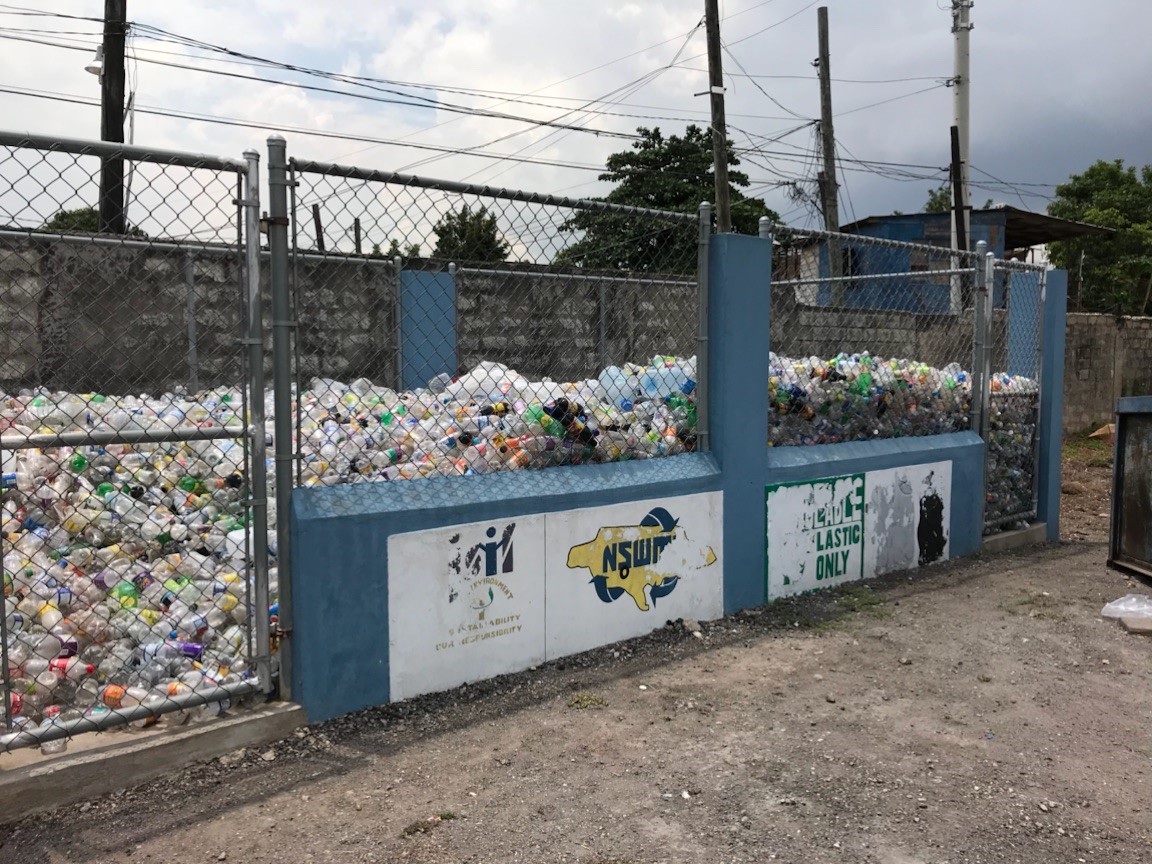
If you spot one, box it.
[294,356,699,486]
[1,351,1041,748]
[1,391,276,752]
[768,351,973,446]
[984,373,1040,529]
[0,355,697,748]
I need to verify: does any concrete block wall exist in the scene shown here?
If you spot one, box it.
[1063,312,1152,435]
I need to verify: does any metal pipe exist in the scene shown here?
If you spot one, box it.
[266,135,295,701]
[393,255,404,390]
[0,425,249,450]
[773,268,974,287]
[0,228,390,265]
[452,265,693,288]
[289,158,698,223]
[183,252,200,392]
[0,130,248,172]
[695,202,713,453]
[0,680,260,751]
[242,150,273,695]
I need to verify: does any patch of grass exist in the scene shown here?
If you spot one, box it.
[567,691,608,709]
[1063,434,1113,468]
[835,584,887,616]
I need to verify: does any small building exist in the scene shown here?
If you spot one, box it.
[775,205,1110,314]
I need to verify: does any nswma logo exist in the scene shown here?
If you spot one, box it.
[567,507,717,612]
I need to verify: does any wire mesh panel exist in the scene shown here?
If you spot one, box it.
[766,226,984,446]
[288,159,702,487]
[984,260,1045,531]
[0,133,270,753]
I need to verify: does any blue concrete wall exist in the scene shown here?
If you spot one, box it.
[764,432,986,561]
[400,270,457,389]
[708,233,772,613]
[291,454,720,722]
[1037,270,1068,541]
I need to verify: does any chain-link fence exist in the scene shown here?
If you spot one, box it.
[766,224,987,447]
[0,133,272,753]
[983,259,1046,531]
[284,156,704,488]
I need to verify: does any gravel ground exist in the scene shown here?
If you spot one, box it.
[2,458,1147,864]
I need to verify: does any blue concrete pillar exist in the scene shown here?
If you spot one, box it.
[708,233,772,613]
[1037,269,1068,541]
[400,270,457,389]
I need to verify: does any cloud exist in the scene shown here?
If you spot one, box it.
[1,0,1149,229]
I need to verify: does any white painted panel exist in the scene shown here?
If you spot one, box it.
[387,515,546,701]
[863,462,951,577]
[766,474,866,599]
[767,461,953,600]
[545,493,723,660]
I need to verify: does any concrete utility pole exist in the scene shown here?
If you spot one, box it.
[815,6,844,303]
[951,0,972,254]
[703,0,732,233]
[98,0,127,234]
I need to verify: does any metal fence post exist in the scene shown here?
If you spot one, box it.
[393,255,404,390]
[970,240,988,436]
[980,251,995,441]
[242,150,273,694]
[1031,268,1048,516]
[267,135,294,700]
[183,251,200,392]
[696,201,713,453]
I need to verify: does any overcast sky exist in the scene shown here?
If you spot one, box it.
[1,0,1149,231]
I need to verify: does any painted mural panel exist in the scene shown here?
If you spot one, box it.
[388,515,547,701]
[766,461,951,599]
[545,492,723,660]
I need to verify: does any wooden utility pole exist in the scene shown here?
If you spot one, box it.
[703,0,732,233]
[98,0,127,234]
[816,7,839,235]
[816,6,844,303]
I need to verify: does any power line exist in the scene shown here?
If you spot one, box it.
[0,84,812,190]
[834,83,949,117]
[675,66,950,85]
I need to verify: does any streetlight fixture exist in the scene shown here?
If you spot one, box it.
[85,45,104,77]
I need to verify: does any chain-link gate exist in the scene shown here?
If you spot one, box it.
[0,132,272,752]
[280,152,705,491]
[982,258,1046,532]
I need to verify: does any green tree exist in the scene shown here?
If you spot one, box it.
[923,186,993,213]
[432,205,509,262]
[372,239,421,258]
[555,125,778,274]
[40,206,146,237]
[1047,159,1152,315]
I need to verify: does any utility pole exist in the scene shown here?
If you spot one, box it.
[951,1,972,255]
[815,6,844,303]
[98,0,127,234]
[703,0,732,233]
[816,7,840,236]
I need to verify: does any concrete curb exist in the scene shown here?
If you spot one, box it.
[0,702,305,826]
[982,522,1048,554]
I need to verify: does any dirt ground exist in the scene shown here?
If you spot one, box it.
[2,453,1148,864]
